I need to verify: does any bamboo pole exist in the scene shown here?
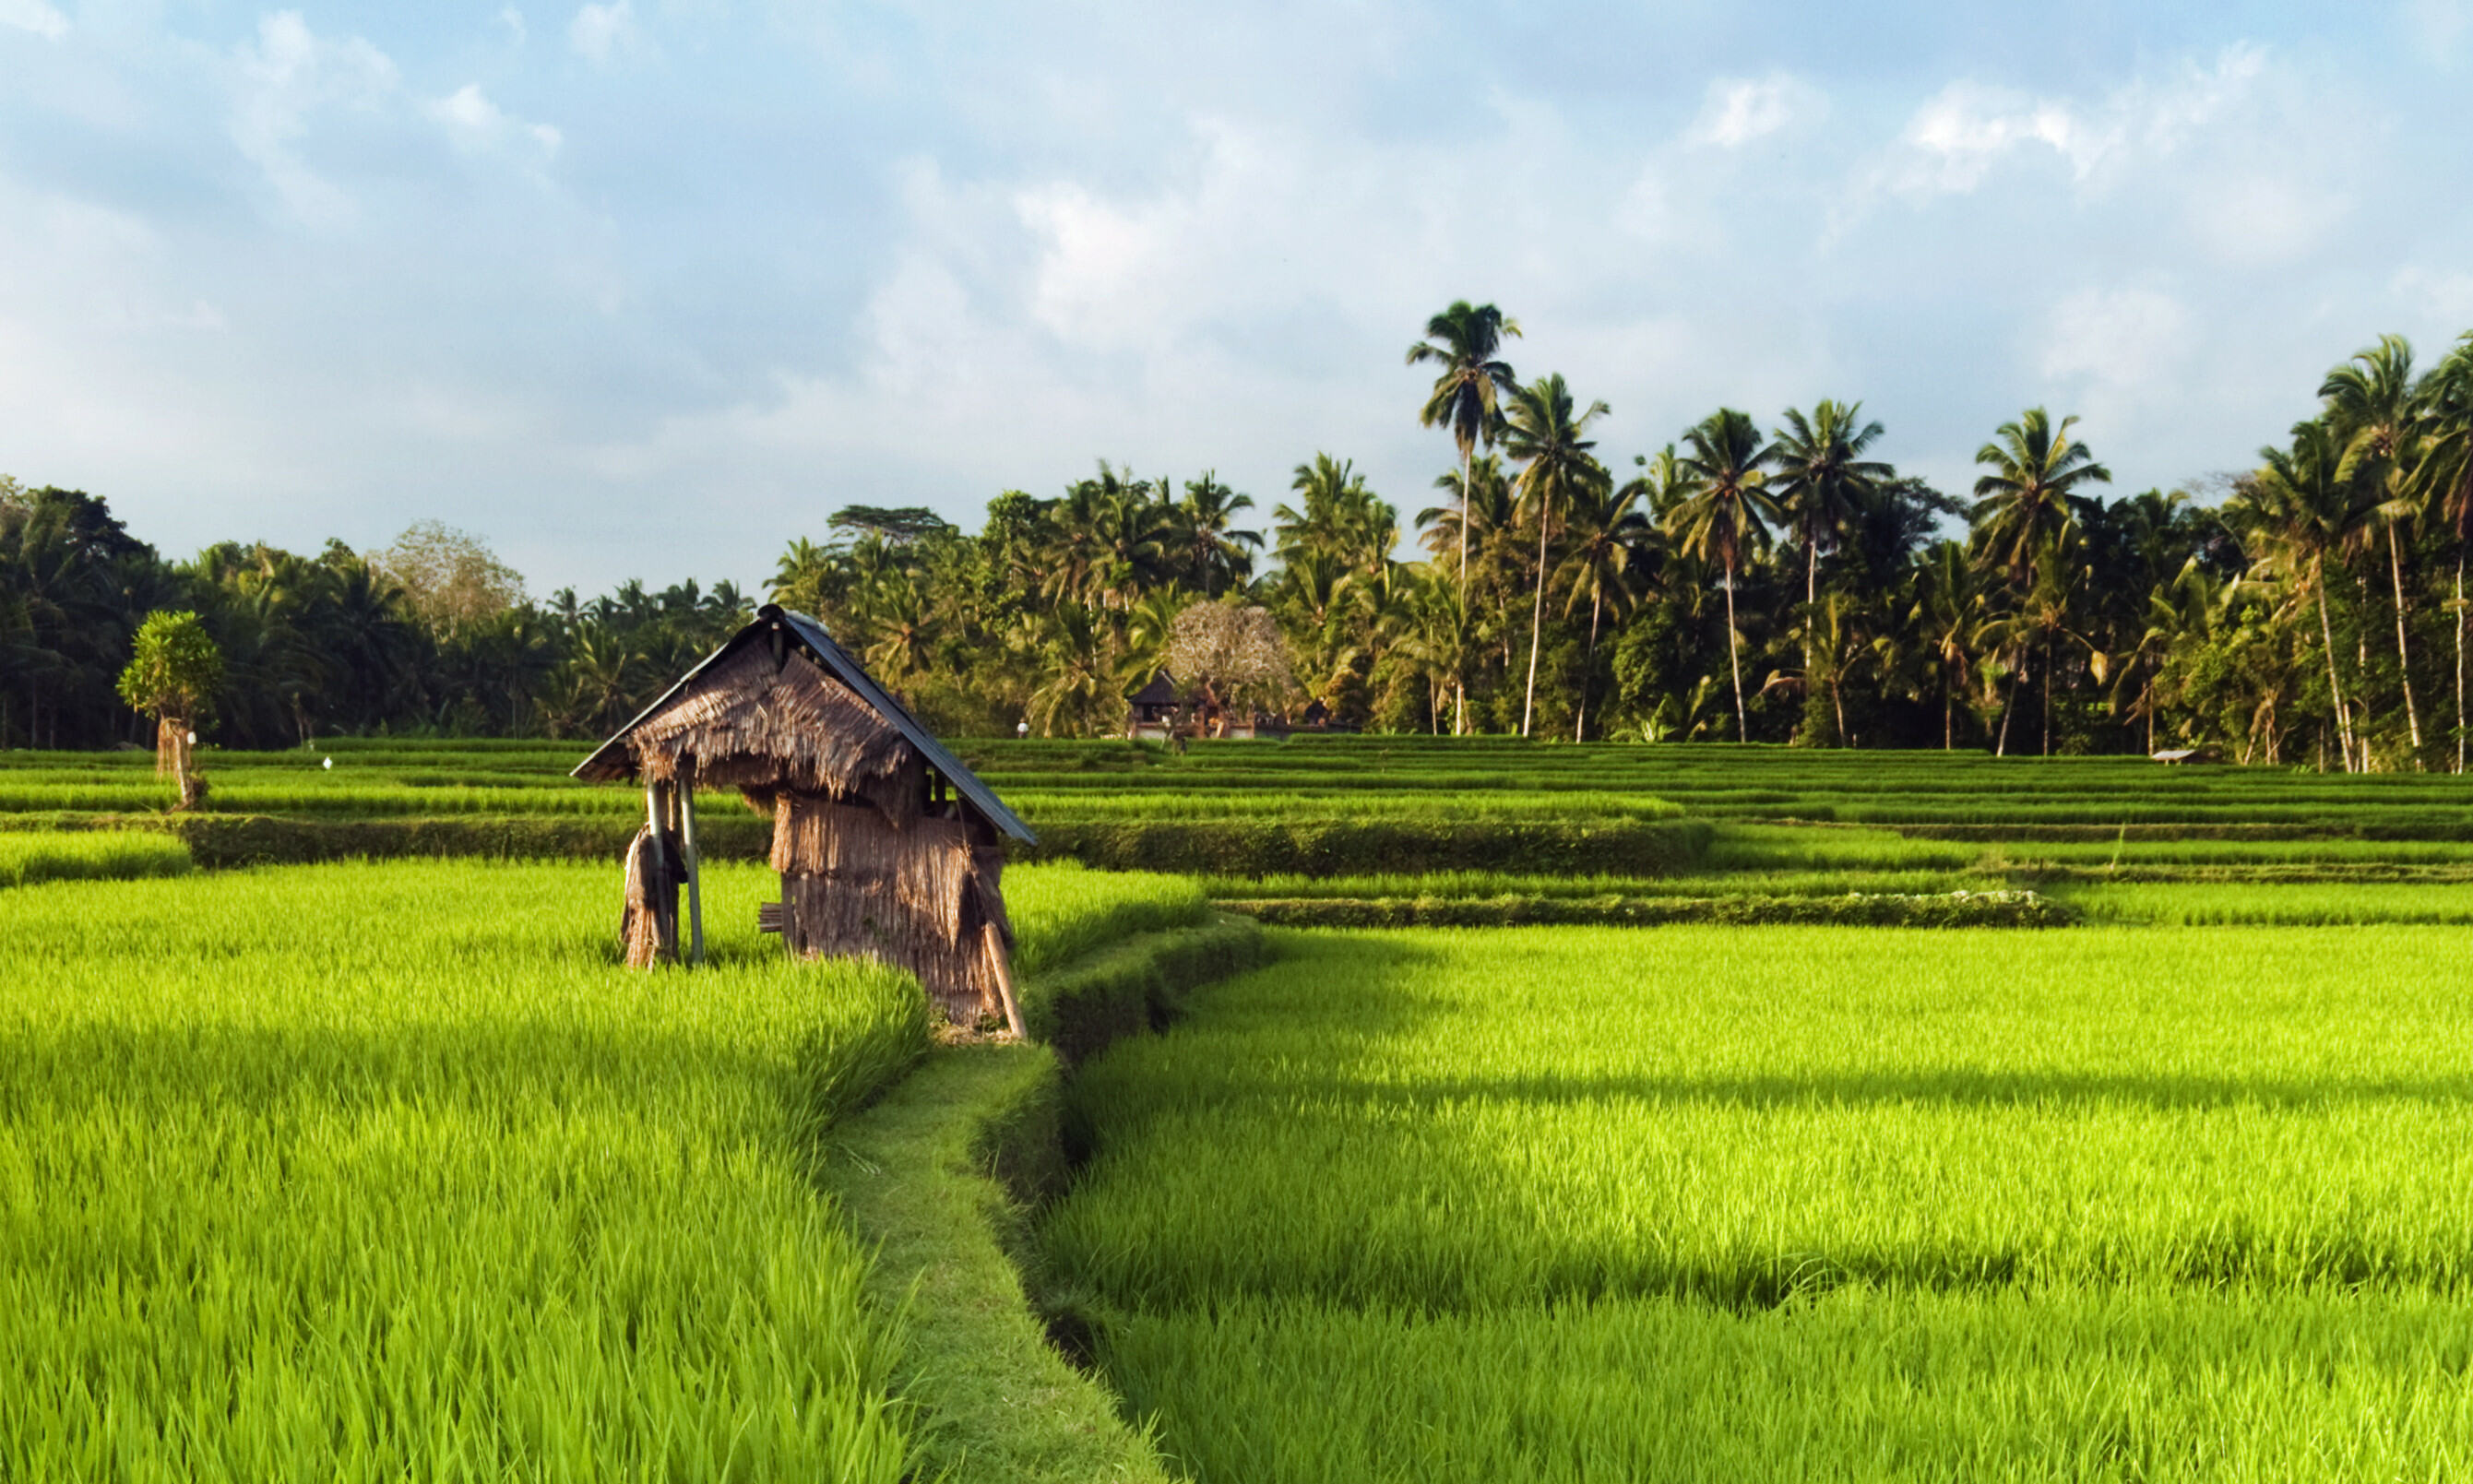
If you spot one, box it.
[644,778,676,963]
[982,920,1026,1039]
[680,763,705,967]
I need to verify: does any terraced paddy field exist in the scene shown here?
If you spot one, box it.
[1045,926,2473,1482]
[0,857,1199,1481]
[6,735,2472,836]
[11,735,2473,1478]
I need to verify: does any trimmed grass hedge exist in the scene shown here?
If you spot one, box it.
[1225,890,2073,930]
[826,911,1266,1484]
[1020,818,1714,878]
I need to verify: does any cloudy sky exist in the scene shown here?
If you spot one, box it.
[5,1,2471,597]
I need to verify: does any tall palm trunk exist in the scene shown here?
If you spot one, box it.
[2042,628,2055,757]
[2389,523,2423,757]
[1805,520,1824,720]
[1456,445,1471,736]
[1575,589,1602,742]
[2456,540,2467,775]
[1723,558,1747,742]
[1994,647,2020,757]
[2318,557,2356,774]
[1521,490,1551,737]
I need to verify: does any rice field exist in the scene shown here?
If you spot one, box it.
[0,827,190,886]
[9,737,2473,848]
[0,857,1179,1481]
[1045,926,2473,1481]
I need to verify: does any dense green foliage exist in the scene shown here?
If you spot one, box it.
[1048,926,2473,1480]
[10,321,2473,766]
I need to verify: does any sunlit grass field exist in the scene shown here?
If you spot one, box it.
[1046,926,2473,1481]
[0,858,1179,1482]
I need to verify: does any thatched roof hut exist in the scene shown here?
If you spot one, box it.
[1128,670,1181,739]
[574,604,1036,1031]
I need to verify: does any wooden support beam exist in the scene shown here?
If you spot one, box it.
[982,920,1026,1039]
[680,761,705,967]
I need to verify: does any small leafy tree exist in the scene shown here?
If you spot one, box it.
[117,610,223,809]
[375,521,526,636]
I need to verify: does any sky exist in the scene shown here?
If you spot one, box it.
[4,1,2472,599]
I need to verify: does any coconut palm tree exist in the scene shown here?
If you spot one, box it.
[1557,476,1659,740]
[1970,408,2111,590]
[1407,303,1519,731]
[2410,333,2473,771]
[1906,540,1988,749]
[1499,374,1611,737]
[2321,335,2427,755]
[1169,473,1261,598]
[1408,303,1521,590]
[2232,421,2383,771]
[1669,409,1779,742]
[1769,401,1892,610]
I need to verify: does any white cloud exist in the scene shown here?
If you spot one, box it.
[0,0,66,40]
[1687,73,1821,148]
[569,1,647,66]
[428,83,562,160]
[230,12,402,229]
[1887,43,2265,196]
[497,7,529,47]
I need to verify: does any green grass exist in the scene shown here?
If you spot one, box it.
[0,857,1184,1481]
[12,738,2473,847]
[1044,925,2473,1481]
[0,828,190,886]
[2064,880,2473,924]
[1106,1291,2473,1484]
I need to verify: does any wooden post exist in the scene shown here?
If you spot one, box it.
[643,778,676,963]
[982,920,1026,1039]
[680,761,705,967]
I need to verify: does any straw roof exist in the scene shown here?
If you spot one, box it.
[572,604,1034,844]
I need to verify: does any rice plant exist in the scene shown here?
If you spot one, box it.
[0,857,1172,1481]
[1044,924,2473,1480]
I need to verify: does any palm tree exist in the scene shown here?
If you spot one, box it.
[2321,335,2426,756]
[1408,302,1519,733]
[1769,401,1892,610]
[1669,409,1779,742]
[2410,333,2473,771]
[2233,421,2381,771]
[1770,401,1891,746]
[1499,374,1611,737]
[1558,476,1659,740]
[1170,474,1261,597]
[1971,409,2111,589]
[1908,540,1988,749]
[1969,408,2110,753]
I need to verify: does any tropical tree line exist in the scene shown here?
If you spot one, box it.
[6,313,2472,766]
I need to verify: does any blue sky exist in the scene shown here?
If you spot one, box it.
[4,1,2471,597]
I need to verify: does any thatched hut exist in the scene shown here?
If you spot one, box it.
[573,604,1037,1032]
[1127,670,1181,740]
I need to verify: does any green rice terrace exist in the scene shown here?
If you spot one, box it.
[8,736,2473,1479]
